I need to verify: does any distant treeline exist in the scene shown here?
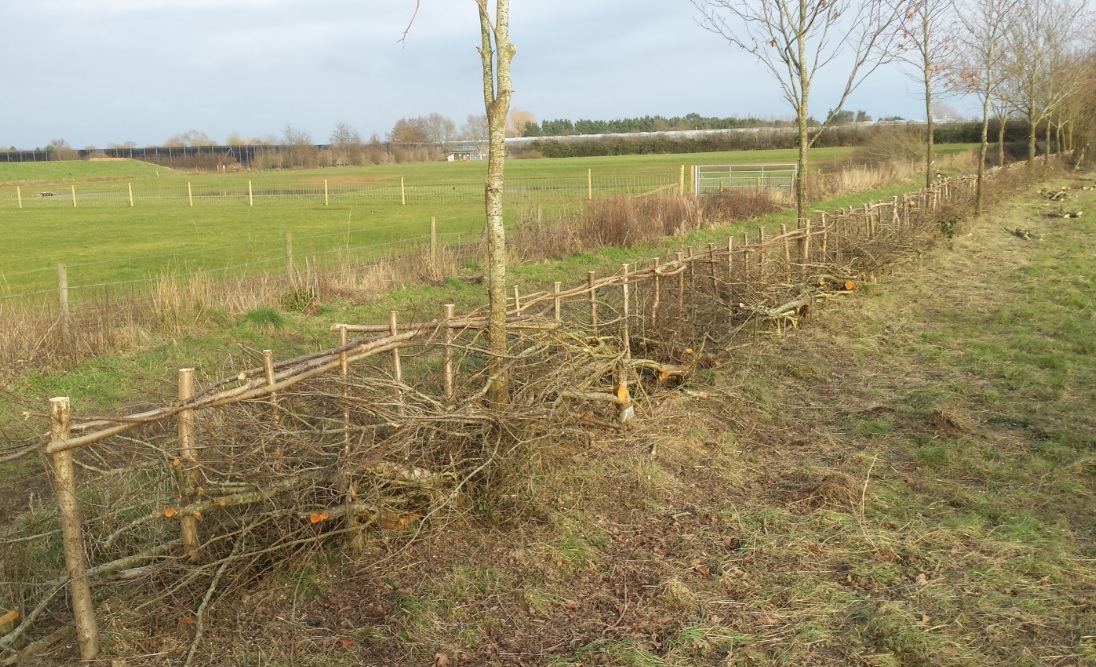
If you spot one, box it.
[509,121,1031,159]
[520,114,794,137]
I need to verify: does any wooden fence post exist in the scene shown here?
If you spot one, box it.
[513,285,522,315]
[285,232,294,286]
[262,349,278,424]
[443,305,455,402]
[339,326,350,449]
[686,246,696,293]
[757,227,766,281]
[390,311,404,415]
[248,180,254,207]
[801,219,812,280]
[553,282,562,322]
[587,168,593,201]
[324,179,329,206]
[128,182,134,207]
[16,186,22,209]
[70,185,77,208]
[400,177,406,206]
[56,262,69,341]
[620,264,631,355]
[679,165,686,196]
[651,257,661,327]
[707,242,717,294]
[675,251,685,318]
[430,216,438,273]
[780,224,791,282]
[46,397,100,661]
[742,232,750,282]
[177,369,200,563]
[188,182,194,208]
[588,271,598,336]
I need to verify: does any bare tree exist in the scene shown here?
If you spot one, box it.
[476,0,516,406]
[954,0,1020,212]
[387,117,430,144]
[1002,0,1086,169]
[461,113,490,145]
[330,121,364,165]
[693,0,908,221]
[899,0,959,186]
[421,112,457,150]
[164,130,215,148]
[506,108,537,137]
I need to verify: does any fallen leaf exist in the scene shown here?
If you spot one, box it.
[433,653,450,667]
[335,636,353,650]
[177,616,193,625]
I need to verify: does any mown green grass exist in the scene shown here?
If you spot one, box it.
[2,146,979,298]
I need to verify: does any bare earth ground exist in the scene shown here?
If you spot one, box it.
[22,177,1096,666]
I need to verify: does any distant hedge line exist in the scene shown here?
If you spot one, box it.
[510,121,1030,159]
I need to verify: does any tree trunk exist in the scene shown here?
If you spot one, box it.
[477,0,515,407]
[977,98,991,214]
[923,30,934,189]
[997,116,1006,167]
[1027,107,1037,168]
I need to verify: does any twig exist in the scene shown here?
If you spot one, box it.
[183,522,249,667]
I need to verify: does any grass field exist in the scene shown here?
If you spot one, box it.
[0,146,976,299]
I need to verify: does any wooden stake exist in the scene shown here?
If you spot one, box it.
[284,231,294,286]
[553,282,562,321]
[262,350,278,424]
[651,257,661,327]
[56,262,69,341]
[780,224,791,282]
[400,177,406,205]
[513,285,522,314]
[70,184,76,208]
[443,305,455,402]
[742,232,750,282]
[757,227,766,280]
[188,182,193,207]
[177,369,200,563]
[128,182,134,207]
[324,179,329,206]
[588,271,598,336]
[430,216,438,273]
[707,242,717,294]
[389,311,403,414]
[679,165,686,196]
[16,186,21,209]
[587,168,593,201]
[801,219,812,280]
[248,180,254,207]
[676,251,685,318]
[339,326,350,449]
[621,264,631,355]
[46,397,100,661]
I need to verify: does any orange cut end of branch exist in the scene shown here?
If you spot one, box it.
[659,370,670,382]
[163,507,177,518]
[844,281,856,291]
[616,384,629,402]
[309,511,330,524]
[216,498,227,507]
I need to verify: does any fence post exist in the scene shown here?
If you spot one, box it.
[400,177,406,206]
[587,168,593,201]
[513,285,522,315]
[248,180,254,207]
[819,213,828,264]
[128,182,134,207]
[430,216,438,273]
[188,182,194,208]
[284,231,294,286]
[46,397,100,661]
[686,246,696,293]
[70,185,77,208]
[757,227,766,280]
[801,219,812,280]
[588,271,598,336]
[742,232,750,282]
[177,369,200,563]
[339,326,350,450]
[679,165,685,196]
[390,311,404,415]
[443,304,455,402]
[620,264,631,355]
[780,224,791,282]
[553,282,562,321]
[707,243,717,294]
[324,179,329,206]
[726,237,734,286]
[675,251,685,318]
[16,186,22,209]
[56,262,69,341]
[262,349,279,425]
[651,257,661,327]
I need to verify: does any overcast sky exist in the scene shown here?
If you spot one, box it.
[0,0,967,150]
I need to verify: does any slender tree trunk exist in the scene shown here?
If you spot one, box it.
[997,116,1006,167]
[1044,119,1052,165]
[477,0,515,407]
[1027,107,1037,167]
[923,30,934,189]
[795,15,810,224]
[977,97,991,214]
